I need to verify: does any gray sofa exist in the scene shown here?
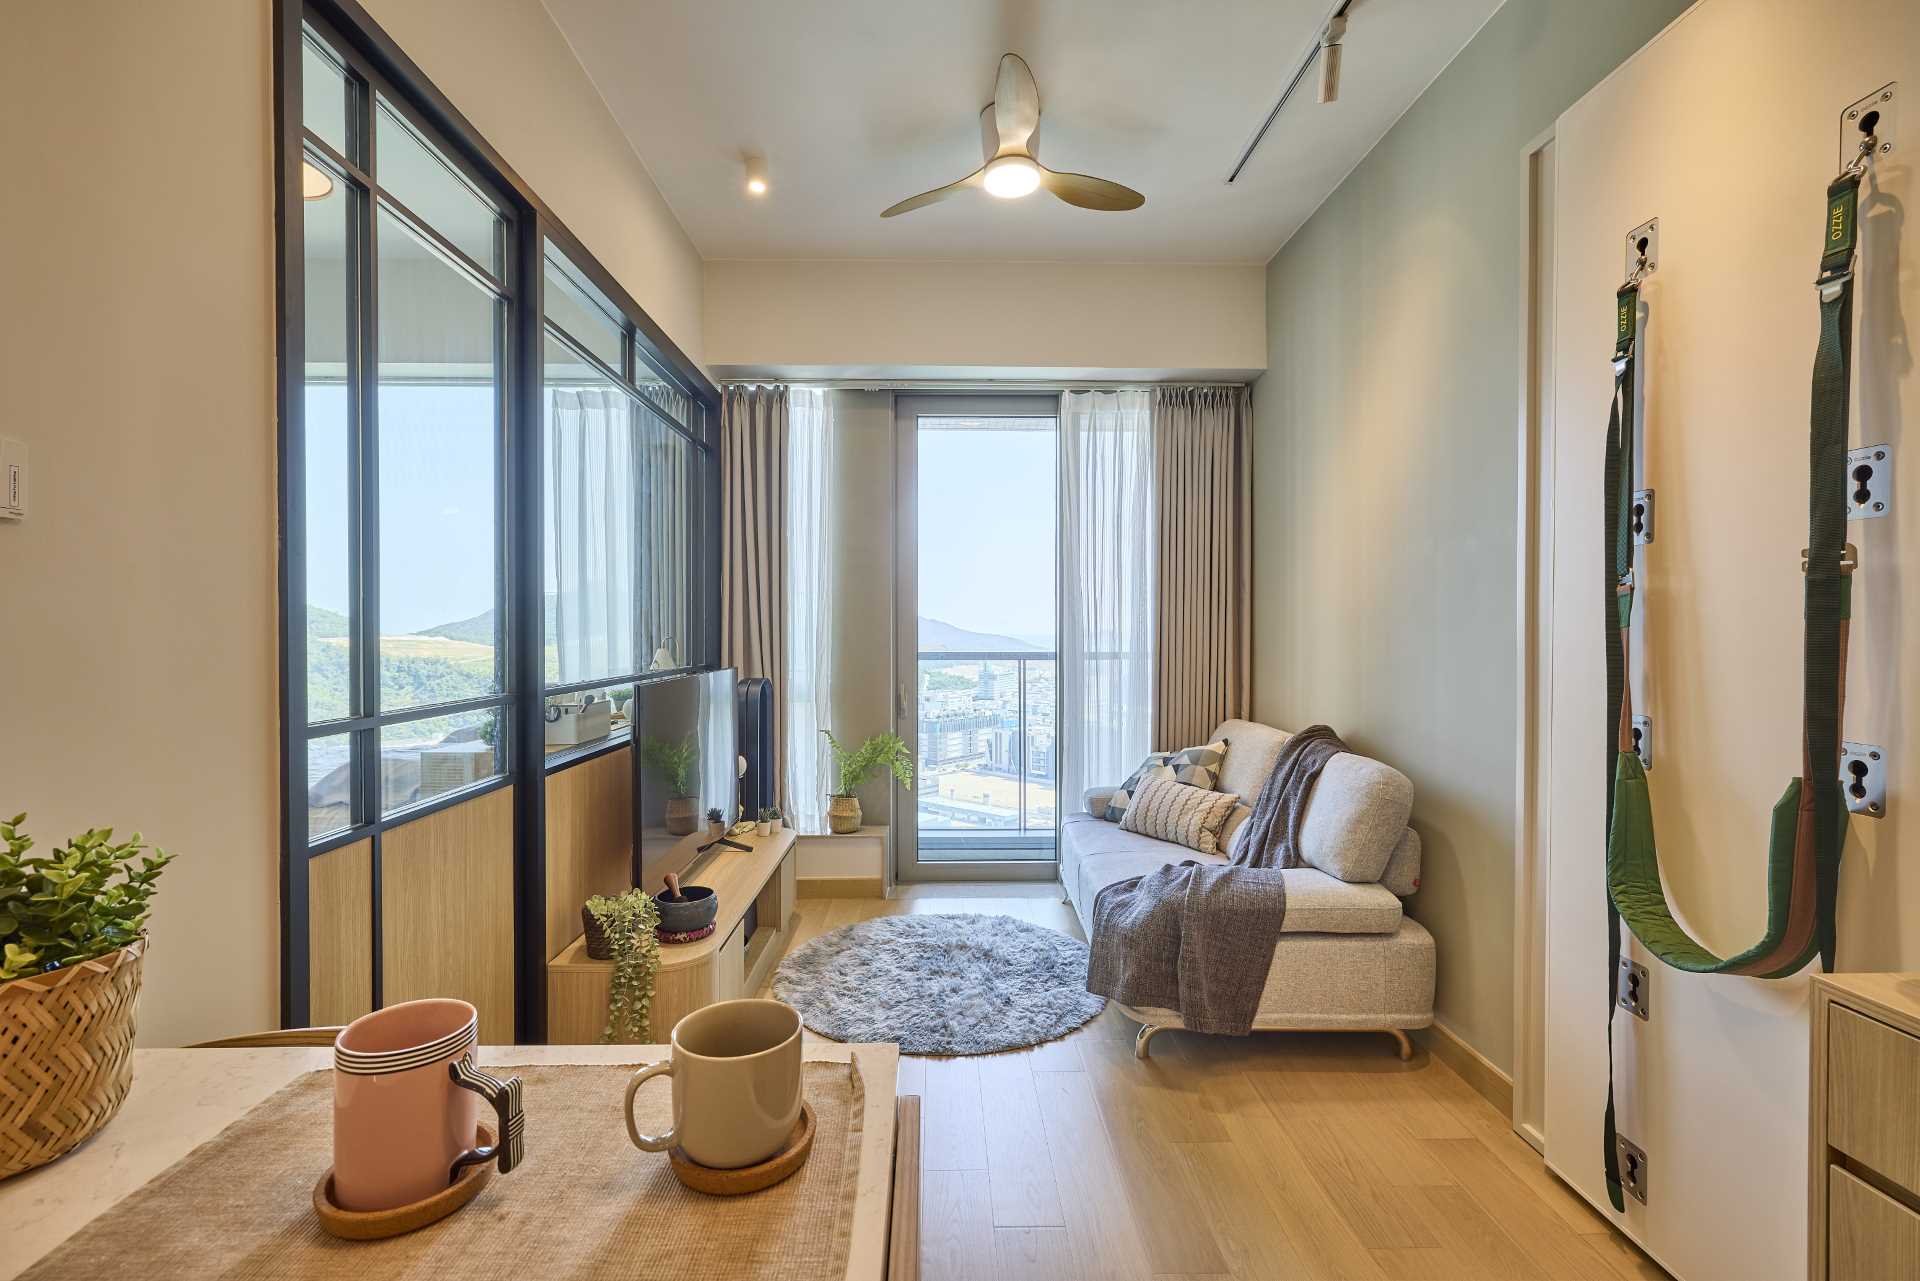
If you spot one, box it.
[1064,718,1436,1059]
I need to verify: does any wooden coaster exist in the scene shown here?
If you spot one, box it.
[668,1101,815,1196]
[313,1125,496,1240]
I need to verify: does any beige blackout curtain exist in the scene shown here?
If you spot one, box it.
[721,384,789,793]
[1152,385,1253,749]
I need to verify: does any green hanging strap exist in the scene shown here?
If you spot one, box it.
[1598,171,1863,1212]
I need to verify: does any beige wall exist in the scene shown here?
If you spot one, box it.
[826,392,900,830]
[0,0,704,1046]
[1251,0,1693,1072]
[0,1,280,1046]
[706,260,1265,381]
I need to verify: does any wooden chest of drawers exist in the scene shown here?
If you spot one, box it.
[1811,974,1920,1280]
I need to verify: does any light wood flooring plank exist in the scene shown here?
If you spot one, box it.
[1084,1036,1229,1143]
[1424,1137,1629,1281]
[1032,1066,1154,1281]
[1403,1185,1543,1280]
[1082,1042,1231,1275]
[923,1055,989,1171]
[1026,1031,1085,1071]
[923,1170,996,1281]
[992,1227,1081,1281]
[977,1052,1066,1227]
[1178,1139,1314,1280]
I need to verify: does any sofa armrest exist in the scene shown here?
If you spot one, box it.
[1083,787,1117,817]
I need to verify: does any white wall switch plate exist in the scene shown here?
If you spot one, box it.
[0,436,25,520]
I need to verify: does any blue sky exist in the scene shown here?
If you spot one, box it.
[917,420,1057,645]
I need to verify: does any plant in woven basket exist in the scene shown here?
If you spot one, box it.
[822,730,914,798]
[0,815,173,983]
[585,889,660,1043]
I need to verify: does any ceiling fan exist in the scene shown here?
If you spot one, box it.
[881,53,1145,218]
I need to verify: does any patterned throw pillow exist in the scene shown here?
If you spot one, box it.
[1102,739,1227,822]
[1117,777,1242,856]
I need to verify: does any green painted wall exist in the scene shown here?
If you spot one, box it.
[1251,0,1694,1071]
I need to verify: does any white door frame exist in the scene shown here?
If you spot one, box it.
[891,392,1062,885]
[1512,124,1558,1153]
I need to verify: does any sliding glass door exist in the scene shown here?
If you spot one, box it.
[894,395,1059,882]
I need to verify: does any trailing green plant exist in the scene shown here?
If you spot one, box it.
[638,734,698,798]
[0,815,174,984]
[823,730,915,799]
[585,888,661,1043]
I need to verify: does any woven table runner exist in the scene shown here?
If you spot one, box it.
[22,1060,863,1281]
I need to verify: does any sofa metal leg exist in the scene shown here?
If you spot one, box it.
[1134,1023,1166,1060]
[1386,1028,1412,1061]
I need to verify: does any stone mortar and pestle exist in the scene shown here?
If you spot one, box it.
[657,871,718,936]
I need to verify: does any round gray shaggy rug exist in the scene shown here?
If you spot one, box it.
[772,913,1106,1055]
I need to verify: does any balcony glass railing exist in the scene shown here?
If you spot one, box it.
[916,651,1056,861]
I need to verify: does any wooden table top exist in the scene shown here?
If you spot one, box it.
[0,1041,899,1281]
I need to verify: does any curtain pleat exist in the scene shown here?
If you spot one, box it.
[1152,385,1252,749]
[721,385,790,800]
[784,389,834,833]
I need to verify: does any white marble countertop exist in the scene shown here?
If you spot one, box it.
[0,1042,899,1281]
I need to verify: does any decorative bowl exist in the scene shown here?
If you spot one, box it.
[656,885,717,935]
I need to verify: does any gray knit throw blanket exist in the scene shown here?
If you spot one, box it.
[1085,725,1348,1036]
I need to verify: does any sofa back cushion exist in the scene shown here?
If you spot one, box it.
[1213,720,1414,884]
[1118,777,1241,856]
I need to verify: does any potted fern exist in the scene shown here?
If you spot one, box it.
[583,889,661,1043]
[822,731,915,834]
[639,734,699,835]
[0,815,173,1179]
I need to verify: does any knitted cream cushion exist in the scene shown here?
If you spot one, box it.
[1117,776,1241,856]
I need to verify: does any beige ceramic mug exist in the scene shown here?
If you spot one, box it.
[625,998,802,1168]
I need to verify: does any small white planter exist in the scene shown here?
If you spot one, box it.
[756,820,772,837]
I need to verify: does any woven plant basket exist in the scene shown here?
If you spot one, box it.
[0,939,143,1180]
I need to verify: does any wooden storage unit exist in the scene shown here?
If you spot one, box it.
[546,829,798,1043]
[1810,974,1920,1280]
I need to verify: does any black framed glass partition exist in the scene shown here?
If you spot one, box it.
[276,0,720,1038]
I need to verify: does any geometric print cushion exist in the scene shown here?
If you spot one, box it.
[1101,739,1228,822]
[1116,776,1242,856]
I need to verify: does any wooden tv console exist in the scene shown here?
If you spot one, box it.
[545,828,799,1043]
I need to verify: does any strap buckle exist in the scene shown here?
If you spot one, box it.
[1818,270,1853,303]
[1802,543,1859,575]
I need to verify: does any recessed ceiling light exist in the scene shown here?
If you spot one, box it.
[744,154,768,197]
[302,159,334,201]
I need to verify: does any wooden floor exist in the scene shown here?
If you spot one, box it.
[757,886,1669,1281]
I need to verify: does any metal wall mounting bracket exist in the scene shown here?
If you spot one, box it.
[1839,83,1898,173]
[1631,715,1653,771]
[1624,218,1659,282]
[1618,958,1650,1020]
[1631,489,1655,544]
[1842,743,1887,818]
[1847,445,1892,520]
[1616,1135,1650,1204]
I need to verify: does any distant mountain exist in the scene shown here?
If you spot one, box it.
[918,617,1045,654]
[307,605,350,640]
[414,596,557,645]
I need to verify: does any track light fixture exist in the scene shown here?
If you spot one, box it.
[1318,14,1347,105]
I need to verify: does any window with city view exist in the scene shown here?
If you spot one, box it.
[915,415,1057,861]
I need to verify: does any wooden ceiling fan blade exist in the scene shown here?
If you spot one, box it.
[991,53,1040,154]
[880,168,985,218]
[1039,168,1145,211]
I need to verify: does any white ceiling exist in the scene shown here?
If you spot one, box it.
[540,0,1502,264]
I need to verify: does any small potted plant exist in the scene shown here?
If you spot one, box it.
[755,806,774,838]
[705,806,725,840]
[767,804,784,835]
[582,889,660,1042]
[640,735,699,835]
[822,731,915,834]
[0,815,174,1179]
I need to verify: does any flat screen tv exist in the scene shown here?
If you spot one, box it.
[632,667,739,895]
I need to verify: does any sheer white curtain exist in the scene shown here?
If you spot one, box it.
[1058,389,1155,814]
[784,387,835,832]
[546,386,636,682]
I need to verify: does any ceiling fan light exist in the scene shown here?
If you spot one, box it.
[982,157,1041,199]
[743,153,769,197]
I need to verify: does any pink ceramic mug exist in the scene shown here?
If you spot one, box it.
[332,998,524,1211]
